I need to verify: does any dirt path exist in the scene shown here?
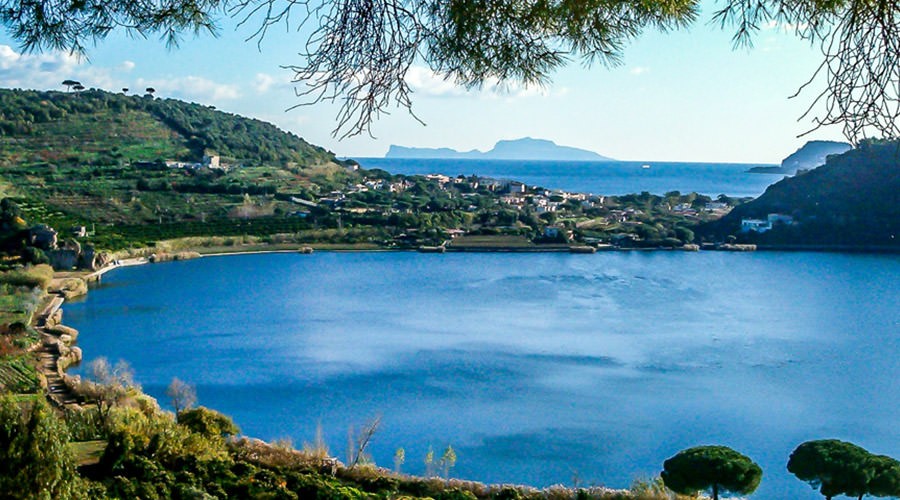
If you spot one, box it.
[34,294,81,408]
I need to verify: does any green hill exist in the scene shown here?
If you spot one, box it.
[0,88,334,167]
[0,88,363,248]
[701,140,900,248]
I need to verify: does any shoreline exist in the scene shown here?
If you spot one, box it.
[79,241,900,284]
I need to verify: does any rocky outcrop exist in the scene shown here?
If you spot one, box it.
[148,251,202,263]
[47,242,107,271]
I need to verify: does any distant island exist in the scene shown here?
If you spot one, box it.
[748,140,851,174]
[386,137,615,161]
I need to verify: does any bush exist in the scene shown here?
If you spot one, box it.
[22,246,49,265]
[436,488,478,500]
[177,407,240,439]
[0,264,54,289]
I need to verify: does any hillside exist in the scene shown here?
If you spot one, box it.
[0,88,363,245]
[748,140,851,174]
[0,88,334,167]
[386,137,613,161]
[701,140,900,247]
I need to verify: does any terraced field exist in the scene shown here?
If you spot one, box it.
[0,355,41,393]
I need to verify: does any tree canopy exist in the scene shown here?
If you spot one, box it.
[660,445,763,500]
[0,395,83,499]
[2,0,897,141]
[787,440,900,500]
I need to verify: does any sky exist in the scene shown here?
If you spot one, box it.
[0,1,848,164]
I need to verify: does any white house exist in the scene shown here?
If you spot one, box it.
[741,219,770,233]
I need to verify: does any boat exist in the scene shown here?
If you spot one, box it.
[641,164,651,169]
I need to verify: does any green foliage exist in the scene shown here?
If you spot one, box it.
[0,89,333,167]
[661,445,762,500]
[787,439,900,499]
[869,455,900,498]
[0,264,54,289]
[0,395,85,499]
[64,408,107,442]
[435,488,477,500]
[0,354,41,393]
[177,406,240,439]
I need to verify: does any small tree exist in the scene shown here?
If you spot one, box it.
[440,445,457,478]
[424,446,436,477]
[787,440,873,500]
[165,377,197,414]
[661,445,762,500]
[72,83,84,92]
[346,415,381,468]
[61,79,78,91]
[393,447,405,473]
[145,87,156,96]
[77,357,138,425]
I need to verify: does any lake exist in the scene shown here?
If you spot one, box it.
[64,251,900,498]
[355,158,784,198]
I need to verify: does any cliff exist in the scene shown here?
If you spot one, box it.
[748,140,851,174]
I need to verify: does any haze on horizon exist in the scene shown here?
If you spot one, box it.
[0,0,848,164]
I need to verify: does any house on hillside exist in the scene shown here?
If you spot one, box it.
[741,214,795,233]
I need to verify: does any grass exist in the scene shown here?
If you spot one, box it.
[0,282,45,328]
[0,264,54,289]
[449,235,537,248]
[70,440,107,467]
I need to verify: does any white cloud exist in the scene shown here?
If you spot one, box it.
[0,45,22,68]
[405,66,466,97]
[0,45,117,89]
[405,65,565,100]
[629,66,650,76]
[0,44,240,105]
[761,20,809,33]
[254,73,276,93]
[134,76,241,103]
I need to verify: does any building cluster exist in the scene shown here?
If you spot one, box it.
[740,213,795,233]
[165,155,226,171]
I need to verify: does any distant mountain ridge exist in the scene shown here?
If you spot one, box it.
[748,140,851,174]
[386,137,614,161]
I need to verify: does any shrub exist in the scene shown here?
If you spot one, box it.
[0,264,54,289]
[177,407,240,439]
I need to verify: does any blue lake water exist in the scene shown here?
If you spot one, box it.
[64,251,900,498]
[356,158,784,198]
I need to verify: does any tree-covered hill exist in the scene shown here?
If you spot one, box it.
[700,140,900,247]
[0,88,334,167]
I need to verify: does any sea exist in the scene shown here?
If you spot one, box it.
[354,158,784,197]
[62,161,900,499]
